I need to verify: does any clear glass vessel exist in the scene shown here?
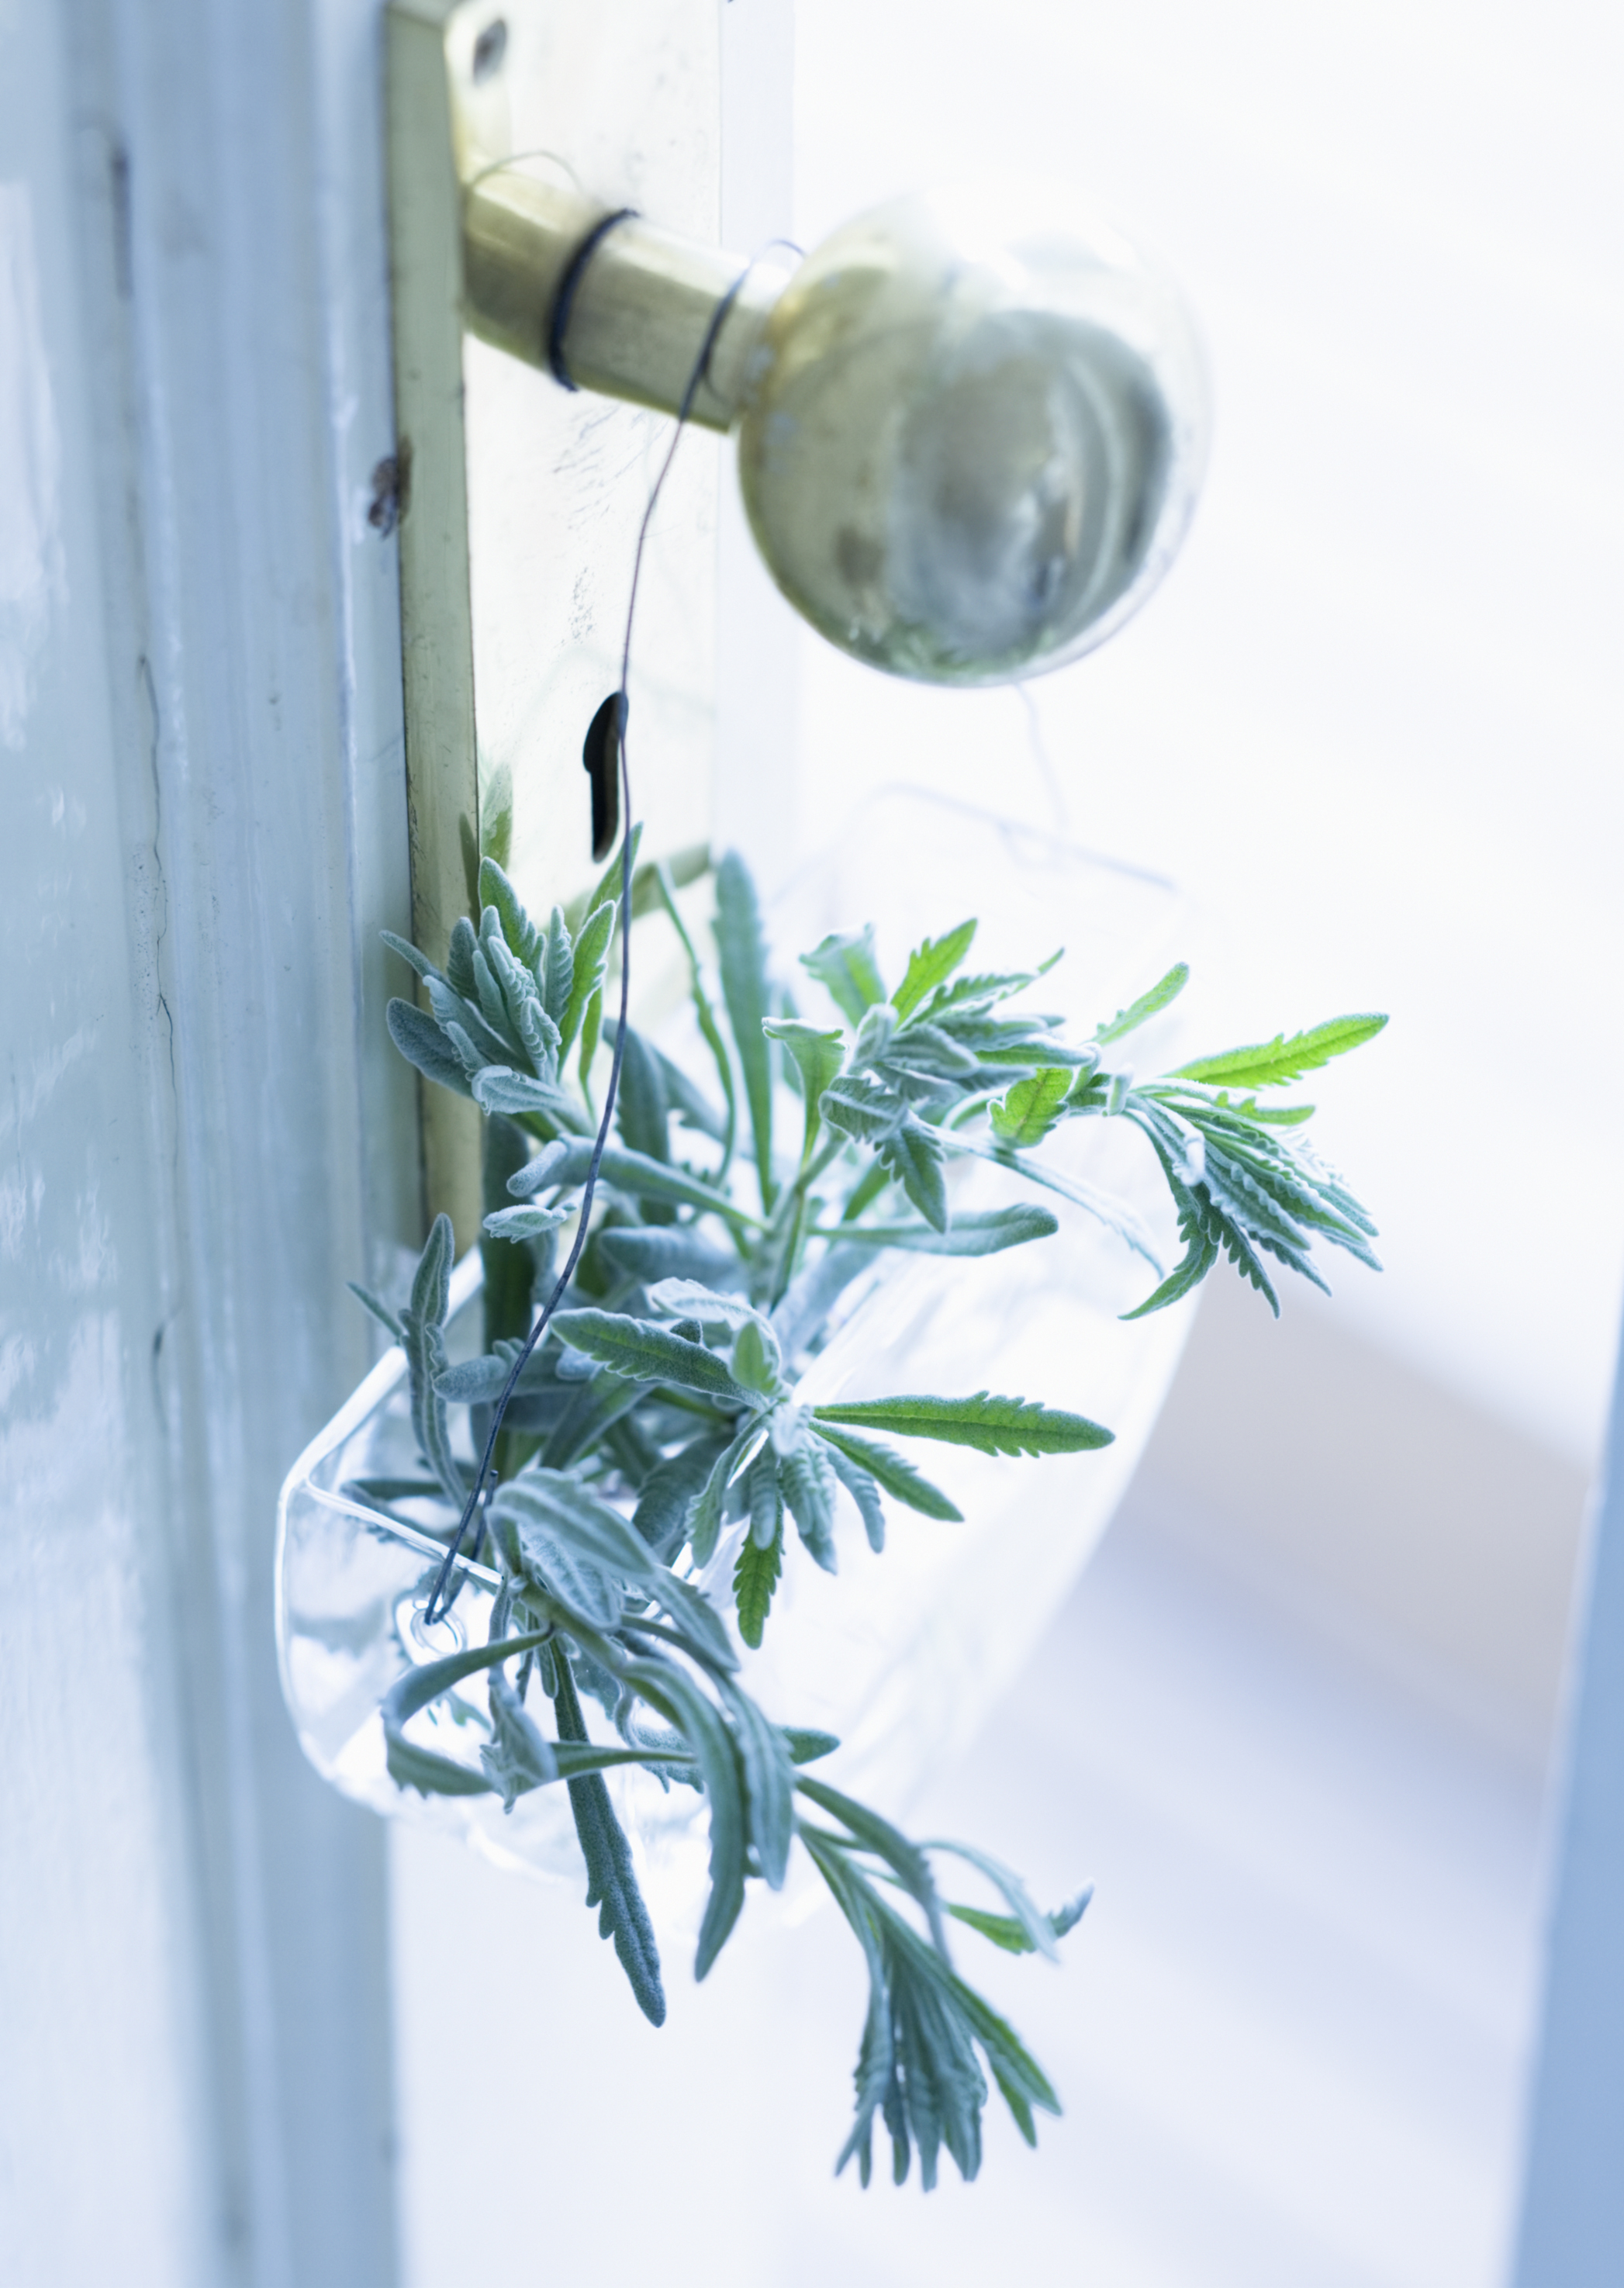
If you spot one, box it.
[275,794,1199,1928]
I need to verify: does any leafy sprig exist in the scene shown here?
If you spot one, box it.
[362,844,1384,2181]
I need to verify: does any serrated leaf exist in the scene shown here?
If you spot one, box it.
[779,1440,838,1571]
[715,1671,795,1887]
[715,852,776,1210]
[988,1066,1072,1148]
[482,1202,570,1243]
[745,1443,783,1550]
[801,925,886,1025]
[878,1120,948,1233]
[1094,961,1190,1045]
[558,898,615,1062]
[551,1656,666,2026]
[471,1064,591,1134]
[540,905,574,1027]
[828,1206,1059,1258]
[1170,1011,1388,1089]
[893,920,977,1021]
[549,1308,756,1408]
[380,1626,551,1800]
[813,1391,1114,1457]
[621,1657,746,1979]
[810,1424,963,1520]
[386,998,473,1098]
[494,1470,736,1669]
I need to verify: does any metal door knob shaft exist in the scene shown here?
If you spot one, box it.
[462,169,1208,686]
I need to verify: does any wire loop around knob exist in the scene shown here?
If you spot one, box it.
[546,206,639,388]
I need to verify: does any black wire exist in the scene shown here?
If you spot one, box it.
[421,247,779,1628]
[547,207,638,388]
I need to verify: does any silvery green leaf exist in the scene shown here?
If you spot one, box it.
[826,1446,886,1552]
[947,1885,1092,1955]
[380,1626,551,1800]
[821,1072,905,1144]
[716,1671,794,1889]
[540,1371,647,1473]
[796,1775,947,1954]
[893,920,976,1021]
[546,1139,760,1227]
[645,1278,765,1332]
[800,925,886,1024]
[779,1441,838,1572]
[472,938,521,1052]
[379,928,437,985]
[689,1429,755,1567]
[632,1433,731,1564]
[851,1001,899,1069]
[731,1315,784,1397]
[881,1021,980,1078]
[813,1391,1114,1457]
[558,897,614,1061]
[482,1668,558,1808]
[614,1025,671,1166]
[477,854,544,973]
[620,1657,747,1978]
[506,1138,571,1199]
[347,1281,404,1341]
[876,1118,948,1232]
[830,1206,1058,1257]
[922,1840,1061,1961]
[782,1728,839,1765]
[769,1241,874,1359]
[471,1065,591,1133]
[942,1132,1162,1271]
[651,1039,726,1142]
[399,1215,464,1501]
[495,1469,736,1668]
[596,1227,745,1288]
[715,852,776,1211]
[762,1018,844,1165]
[491,1507,623,1633]
[386,998,473,1099]
[550,1308,756,1407]
[767,1401,810,1457]
[444,914,479,1001]
[810,1425,962,1519]
[427,973,511,1070]
[482,1202,570,1243]
[745,1444,782,1550]
[540,904,574,1024]
[551,1655,666,2027]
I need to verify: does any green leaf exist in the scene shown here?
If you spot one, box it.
[482,1202,570,1243]
[689,1429,755,1567]
[558,898,615,1063]
[824,1206,1059,1258]
[923,1840,1063,1961]
[825,1446,886,1551]
[347,1281,404,1342]
[380,1626,551,1800]
[476,854,542,973]
[551,1655,666,2026]
[877,1119,948,1232]
[796,1775,948,1954]
[614,1025,671,1167]
[1169,1012,1389,1089]
[596,1227,745,1290]
[655,859,738,1178]
[1094,961,1190,1045]
[715,1671,796,1888]
[763,1018,845,1165]
[379,929,437,986]
[549,1308,757,1408]
[987,1066,1072,1148]
[621,1657,747,1978]
[715,852,776,1211]
[482,1666,558,1807]
[471,1066,592,1134]
[631,1433,731,1565]
[893,920,977,1021]
[386,998,473,1098]
[733,1524,783,1650]
[801,925,886,1025]
[810,1424,962,1520]
[782,1727,839,1765]
[779,1441,838,1571]
[745,1443,783,1549]
[480,761,513,873]
[399,1215,465,1503]
[547,1139,761,1227]
[813,1391,1114,1457]
[947,1885,1093,1955]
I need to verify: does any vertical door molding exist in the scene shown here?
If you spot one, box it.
[2,0,415,2280]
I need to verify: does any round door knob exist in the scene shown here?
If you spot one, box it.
[734,183,1208,686]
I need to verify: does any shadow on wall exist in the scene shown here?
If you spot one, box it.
[1131,1273,1590,1778]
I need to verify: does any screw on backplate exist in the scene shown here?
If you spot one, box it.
[472,18,508,81]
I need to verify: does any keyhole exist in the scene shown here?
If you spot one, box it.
[582,690,624,862]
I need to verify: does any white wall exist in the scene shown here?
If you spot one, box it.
[790,0,1624,1468]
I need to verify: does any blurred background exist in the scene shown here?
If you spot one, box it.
[396,3,1621,2283]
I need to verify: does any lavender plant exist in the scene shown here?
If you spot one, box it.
[359,834,1384,2188]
